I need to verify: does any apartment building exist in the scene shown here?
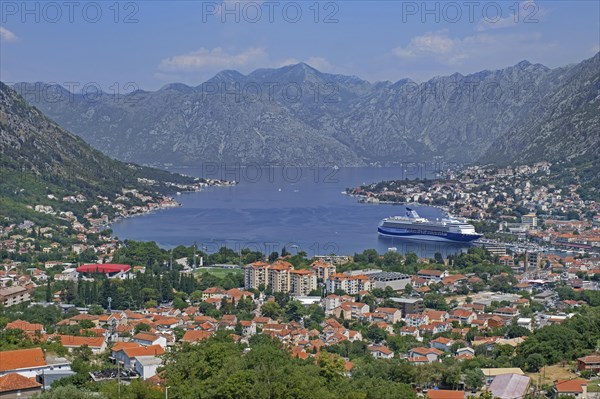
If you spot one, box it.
[290,269,317,296]
[311,259,336,280]
[244,261,270,290]
[0,286,30,307]
[526,251,541,271]
[326,273,372,295]
[267,261,294,293]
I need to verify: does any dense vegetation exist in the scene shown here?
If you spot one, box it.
[163,333,418,399]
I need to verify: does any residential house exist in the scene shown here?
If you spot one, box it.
[114,345,165,369]
[367,345,394,359]
[455,347,475,360]
[0,348,47,378]
[419,322,450,336]
[373,307,402,324]
[427,390,465,399]
[181,330,213,343]
[430,337,455,352]
[480,368,525,385]
[54,335,106,354]
[417,269,449,282]
[450,309,476,325]
[408,347,443,363]
[400,326,421,341]
[405,313,429,327]
[226,288,254,304]
[132,332,167,348]
[0,373,42,398]
[133,355,162,380]
[424,310,449,323]
[554,379,588,399]
[578,354,600,373]
[5,320,44,335]
[334,302,369,320]
[239,320,256,337]
[202,287,227,300]
[489,373,530,399]
[0,348,71,382]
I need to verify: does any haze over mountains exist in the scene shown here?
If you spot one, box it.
[13,52,600,167]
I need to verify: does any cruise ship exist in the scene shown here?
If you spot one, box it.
[378,208,482,243]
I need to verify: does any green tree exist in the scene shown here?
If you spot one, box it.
[190,290,204,304]
[32,385,101,398]
[284,300,305,322]
[366,325,386,343]
[464,368,485,391]
[87,304,104,315]
[261,301,283,320]
[525,353,545,372]
[134,323,151,334]
[317,351,346,382]
[173,296,187,311]
[442,365,461,389]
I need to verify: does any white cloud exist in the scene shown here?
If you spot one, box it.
[155,47,348,85]
[159,47,268,71]
[476,0,546,32]
[159,48,340,75]
[0,27,19,42]
[391,31,556,67]
[392,32,472,65]
[392,33,456,59]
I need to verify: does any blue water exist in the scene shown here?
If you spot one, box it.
[111,166,471,257]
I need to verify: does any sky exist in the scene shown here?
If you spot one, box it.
[1,0,599,90]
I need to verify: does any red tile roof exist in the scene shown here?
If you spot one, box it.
[555,379,588,393]
[182,330,213,343]
[133,332,160,342]
[121,344,165,358]
[0,348,46,372]
[5,320,44,332]
[111,342,141,352]
[0,373,42,393]
[427,390,465,399]
[55,335,105,349]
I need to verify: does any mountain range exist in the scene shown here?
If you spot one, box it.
[12,53,600,167]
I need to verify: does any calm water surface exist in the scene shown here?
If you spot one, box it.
[111,167,471,257]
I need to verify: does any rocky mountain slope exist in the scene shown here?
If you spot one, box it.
[14,53,599,167]
[485,52,600,163]
[0,82,197,224]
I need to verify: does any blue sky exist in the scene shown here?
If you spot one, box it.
[1,0,599,90]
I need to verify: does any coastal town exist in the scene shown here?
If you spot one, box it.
[1,160,600,398]
[2,213,600,399]
[347,162,600,256]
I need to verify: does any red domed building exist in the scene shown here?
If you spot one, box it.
[76,264,131,278]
